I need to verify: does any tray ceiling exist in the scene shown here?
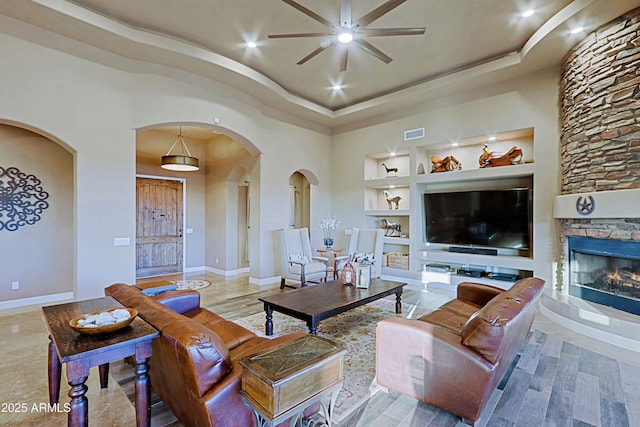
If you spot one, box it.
[1,0,639,129]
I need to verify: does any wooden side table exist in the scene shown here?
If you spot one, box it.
[42,296,159,427]
[239,335,346,427]
[316,248,343,279]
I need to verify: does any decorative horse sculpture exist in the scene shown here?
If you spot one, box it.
[479,144,523,168]
[430,155,462,173]
[381,218,401,237]
[381,163,398,175]
[383,190,401,210]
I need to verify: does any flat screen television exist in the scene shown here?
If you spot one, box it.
[423,188,531,250]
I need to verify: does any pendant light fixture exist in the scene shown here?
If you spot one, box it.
[161,126,200,171]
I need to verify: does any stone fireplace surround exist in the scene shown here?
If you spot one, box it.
[544,7,640,351]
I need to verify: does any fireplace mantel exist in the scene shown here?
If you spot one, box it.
[553,188,640,219]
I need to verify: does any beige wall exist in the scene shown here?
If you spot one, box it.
[0,125,73,302]
[330,69,561,284]
[0,30,333,304]
[0,21,564,305]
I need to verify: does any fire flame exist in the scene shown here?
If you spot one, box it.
[608,270,621,281]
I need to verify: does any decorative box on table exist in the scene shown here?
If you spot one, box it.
[239,335,345,421]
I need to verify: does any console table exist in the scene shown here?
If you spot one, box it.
[240,335,345,427]
[42,296,159,427]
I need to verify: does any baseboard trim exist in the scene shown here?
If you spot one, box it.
[0,292,74,310]
[250,276,281,286]
[183,266,205,273]
[204,266,251,277]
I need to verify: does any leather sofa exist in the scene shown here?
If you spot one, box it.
[105,283,307,427]
[375,277,545,425]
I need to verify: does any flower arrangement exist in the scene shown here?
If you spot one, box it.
[319,215,341,238]
[319,215,341,248]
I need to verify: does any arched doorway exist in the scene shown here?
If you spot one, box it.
[288,171,311,229]
[228,168,251,271]
[136,124,260,276]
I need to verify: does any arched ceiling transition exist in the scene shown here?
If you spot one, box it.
[1,1,640,130]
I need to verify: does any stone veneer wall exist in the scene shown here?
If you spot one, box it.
[559,7,640,244]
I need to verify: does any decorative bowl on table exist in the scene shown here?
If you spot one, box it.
[69,308,138,335]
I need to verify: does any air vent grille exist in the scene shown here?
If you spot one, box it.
[404,128,425,141]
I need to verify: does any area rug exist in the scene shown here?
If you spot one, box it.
[234,299,430,423]
[171,279,211,290]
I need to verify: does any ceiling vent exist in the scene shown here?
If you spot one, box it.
[404,128,425,141]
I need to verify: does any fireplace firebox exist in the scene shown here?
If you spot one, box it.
[568,236,640,316]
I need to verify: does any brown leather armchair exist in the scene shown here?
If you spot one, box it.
[376,277,545,425]
[105,283,307,427]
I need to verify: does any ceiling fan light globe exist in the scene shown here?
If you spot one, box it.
[338,32,353,43]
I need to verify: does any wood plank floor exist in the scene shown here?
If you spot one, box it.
[132,272,640,427]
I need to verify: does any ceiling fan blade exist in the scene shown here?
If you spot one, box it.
[268,32,333,39]
[360,27,426,37]
[355,39,392,64]
[340,48,349,72]
[340,0,352,27]
[281,0,333,28]
[297,45,330,65]
[356,0,407,28]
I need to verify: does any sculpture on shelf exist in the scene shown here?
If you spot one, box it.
[381,163,398,176]
[380,218,401,237]
[430,155,462,173]
[383,190,401,210]
[479,144,523,168]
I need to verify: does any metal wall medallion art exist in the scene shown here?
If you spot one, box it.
[576,195,595,216]
[0,166,50,231]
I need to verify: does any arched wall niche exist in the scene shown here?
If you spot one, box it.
[0,119,76,154]
[0,120,75,303]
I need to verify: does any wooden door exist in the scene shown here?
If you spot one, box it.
[136,178,183,278]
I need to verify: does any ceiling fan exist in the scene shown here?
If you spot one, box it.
[268,0,426,72]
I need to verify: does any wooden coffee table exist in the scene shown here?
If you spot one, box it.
[259,279,406,335]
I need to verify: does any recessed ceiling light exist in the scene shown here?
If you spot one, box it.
[451,142,459,147]
[521,9,535,18]
[570,27,584,34]
[487,135,497,142]
[331,84,343,91]
[389,151,396,157]
[246,41,257,48]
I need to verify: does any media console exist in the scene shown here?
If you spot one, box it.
[362,130,536,284]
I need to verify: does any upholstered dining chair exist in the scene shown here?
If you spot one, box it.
[278,227,329,289]
[336,228,385,279]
